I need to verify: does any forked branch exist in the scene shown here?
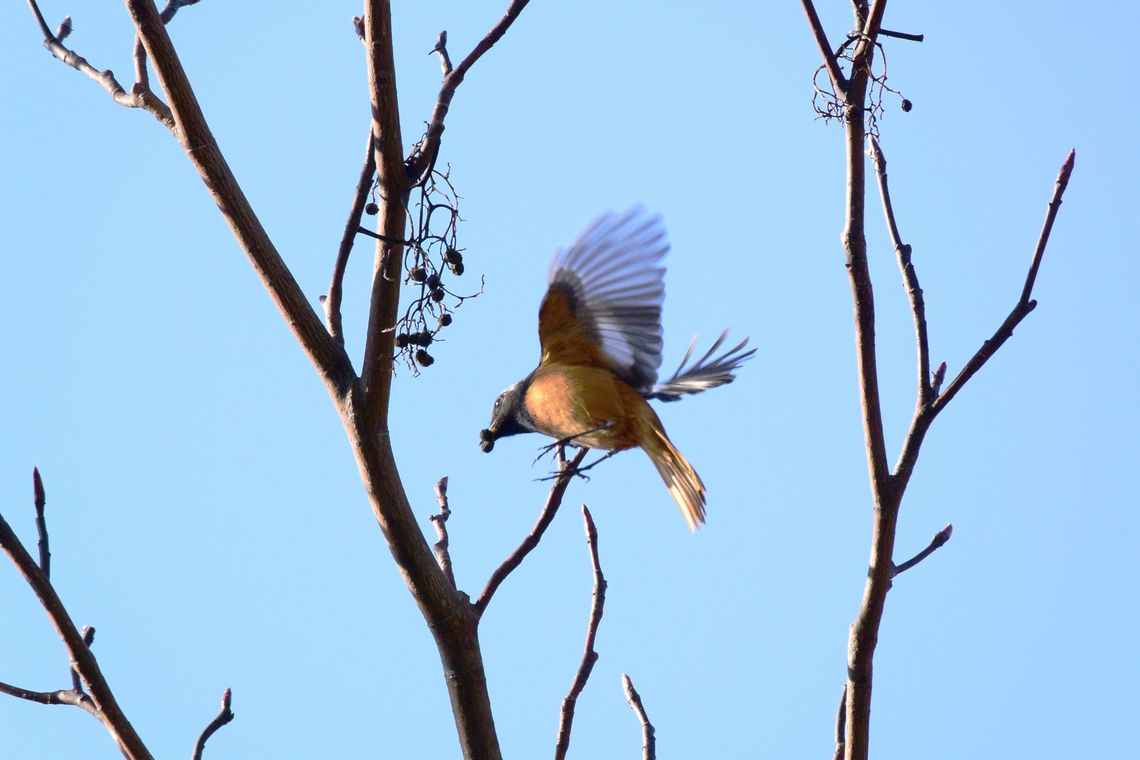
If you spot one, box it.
[0,474,152,760]
[26,0,175,127]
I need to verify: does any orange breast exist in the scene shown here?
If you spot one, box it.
[523,363,649,451]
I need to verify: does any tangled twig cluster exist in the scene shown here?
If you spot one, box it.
[811,33,909,139]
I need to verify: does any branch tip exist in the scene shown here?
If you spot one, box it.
[621,673,657,760]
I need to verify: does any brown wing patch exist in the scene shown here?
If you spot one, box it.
[537,283,610,369]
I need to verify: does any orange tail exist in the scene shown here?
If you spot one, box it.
[642,424,707,530]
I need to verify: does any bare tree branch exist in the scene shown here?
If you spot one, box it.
[121,0,355,395]
[407,0,533,184]
[25,0,174,127]
[432,30,453,76]
[803,3,1074,758]
[870,137,932,407]
[893,149,1076,490]
[358,0,411,425]
[0,681,98,717]
[801,0,847,93]
[878,28,923,42]
[70,625,95,694]
[191,688,234,760]
[0,506,152,759]
[474,449,590,618]
[325,130,377,346]
[431,477,456,587]
[554,505,607,760]
[621,673,656,760]
[832,685,847,760]
[32,467,49,577]
[892,524,952,577]
[933,149,1075,415]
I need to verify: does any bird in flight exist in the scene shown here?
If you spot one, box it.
[479,207,755,530]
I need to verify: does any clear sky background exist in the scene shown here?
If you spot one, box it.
[2,2,1137,758]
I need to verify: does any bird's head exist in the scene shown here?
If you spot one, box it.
[479,381,529,453]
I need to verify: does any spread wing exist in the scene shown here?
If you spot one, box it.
[538,207,667,390]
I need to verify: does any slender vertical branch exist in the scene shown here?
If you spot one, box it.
[431,476,456,587]
[870,137,931,406]
[32,467,50,577]
[359,0,410,425]
[325,130,377,346]
[554,505,607,760]
[835,4,895,760]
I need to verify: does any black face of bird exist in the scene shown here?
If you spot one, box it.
[479,382,526,452]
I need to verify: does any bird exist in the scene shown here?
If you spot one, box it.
[479,207,755,530]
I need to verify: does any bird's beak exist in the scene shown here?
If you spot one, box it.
[479,428,496,453]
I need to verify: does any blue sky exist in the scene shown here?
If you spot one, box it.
[1,2,1137,758]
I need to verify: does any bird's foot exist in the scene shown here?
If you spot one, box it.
[536,449,619,483]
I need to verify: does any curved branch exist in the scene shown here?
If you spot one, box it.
[191,688,234,760]
[474,449,589,618]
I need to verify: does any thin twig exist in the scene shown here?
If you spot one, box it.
[473,449,589,618]
[833,685,847,760]
[879,28,923,42]
[894,149,1076,487]
[32,467,49,577]
[0,510,152,759]
[870,137,932,406]
[432,30,453,76]
[25,0,175,128]
[934,148,1075,414]
[431,477,456,587]
[191,688,234,760]
[892,524,952,577]
[554,505,607,760]
[408,0,532,183]
[158,0,202,24]
[801,0,847,93]
[325,130,377,345]
[70,626,96,693]
[0,682,98,717]
[621,673,656,760]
